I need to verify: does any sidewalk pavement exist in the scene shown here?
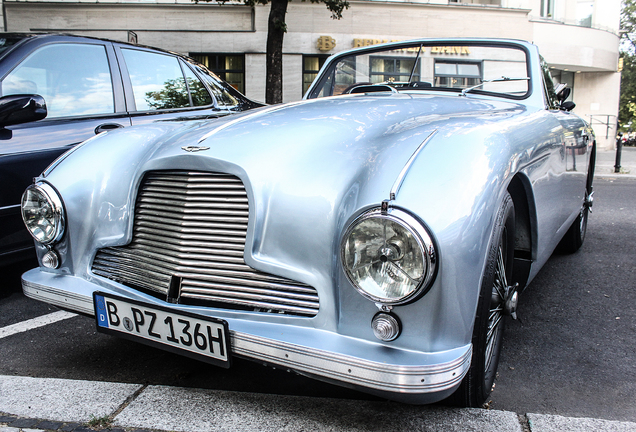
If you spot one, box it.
[595,146,636,178]
[1,375,636,432]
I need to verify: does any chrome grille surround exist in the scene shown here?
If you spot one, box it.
[92,171,319,317]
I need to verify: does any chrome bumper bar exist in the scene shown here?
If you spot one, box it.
[23,270,471,399]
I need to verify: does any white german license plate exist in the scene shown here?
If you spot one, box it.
[93,292,231,368]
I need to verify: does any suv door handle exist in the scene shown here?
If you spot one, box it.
[95,123,125,134]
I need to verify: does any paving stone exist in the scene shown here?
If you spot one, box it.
[0,416,17,423]
[9,418,39,428]
[59,423,81,432]
[71,427,94,432]
[36,420,64,430]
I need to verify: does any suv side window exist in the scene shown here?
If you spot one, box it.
[122,49,213,111]
[181,62,213,107]
[0,43,115,118]
[190,63,239,108]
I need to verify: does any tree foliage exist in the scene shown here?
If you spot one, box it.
[620,0,636,130]
[619,54,636,130]
[622,0,636,54]
[195,0,349,104]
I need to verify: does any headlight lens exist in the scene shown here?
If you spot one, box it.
[21,182,65,245]
[342,208,436,304]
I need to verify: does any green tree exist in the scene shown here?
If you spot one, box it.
[619,54,636,131]
[195,0,349,104]
[622,0,636,53]
[620,0,636,130]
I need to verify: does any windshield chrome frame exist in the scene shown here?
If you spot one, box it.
[304,38,535,102]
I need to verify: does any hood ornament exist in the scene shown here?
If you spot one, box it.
[182,145,210,153]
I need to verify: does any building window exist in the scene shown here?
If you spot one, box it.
[541,0,555,18]
[448,0,501,5]
[577,0,593,27]
[434,61,481,89]
[190,53,245,94]
[303,55,329,96]
[369,57,420,83]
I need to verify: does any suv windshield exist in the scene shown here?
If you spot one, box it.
[307,42,530,100]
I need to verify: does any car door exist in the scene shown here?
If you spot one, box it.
[0,38,130,263]
[115,46,235,126]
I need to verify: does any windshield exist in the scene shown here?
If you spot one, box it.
[307,42,530,100]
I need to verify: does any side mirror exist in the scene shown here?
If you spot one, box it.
[555,86,575,111]
[0,94,47,128]
[557,87,571,103]
[561,101,576,111]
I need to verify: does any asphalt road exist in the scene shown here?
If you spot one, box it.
[1,176,635,423]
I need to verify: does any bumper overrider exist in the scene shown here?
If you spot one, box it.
[22,269,471,403]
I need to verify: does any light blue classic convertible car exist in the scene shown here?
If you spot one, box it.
[20,39,595,407]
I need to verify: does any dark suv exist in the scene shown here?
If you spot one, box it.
[0,33,261,266]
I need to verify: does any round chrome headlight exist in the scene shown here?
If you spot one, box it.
[341,208,436,305]
[21,182,65,245]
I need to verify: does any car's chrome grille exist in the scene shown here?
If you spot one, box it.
[91,171,319,317]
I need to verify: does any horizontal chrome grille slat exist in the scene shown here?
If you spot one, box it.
[138,203,249,216]
[137,208,249,224]
[181,280,316,302]
[134,233,246,251]
[131,239,245,257]
[178,291,319,315]
[135,221,247,238]
[91,170,319,317]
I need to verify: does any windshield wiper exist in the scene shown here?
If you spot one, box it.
[460,76,530,97]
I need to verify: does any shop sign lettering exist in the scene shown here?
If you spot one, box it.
[352,38,470,55]
[317,36,337,52]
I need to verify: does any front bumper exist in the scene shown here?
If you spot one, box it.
[23,268,471,403]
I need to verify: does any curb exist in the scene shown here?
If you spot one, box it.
[2,376,636,432]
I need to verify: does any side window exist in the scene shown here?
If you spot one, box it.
[122,49,211,111]
[191,64,239,108]
[181,63,212,107]
[0,43,115,118]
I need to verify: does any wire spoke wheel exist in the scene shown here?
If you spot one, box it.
[449,192,515,407]
[485,242,507,375]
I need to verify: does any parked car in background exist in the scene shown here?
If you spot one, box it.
[0,33,261,266]
[20,38,594,407]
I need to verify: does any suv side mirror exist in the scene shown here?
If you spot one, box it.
[0,94,47,128]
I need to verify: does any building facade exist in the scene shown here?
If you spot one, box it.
[1,0,621,148]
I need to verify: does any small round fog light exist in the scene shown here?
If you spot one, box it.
[42,250,60,269]
[371,312,401,342]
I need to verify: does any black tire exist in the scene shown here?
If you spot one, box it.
[449,193,515,407]
[557,196,589,254]
[557,147,594,254]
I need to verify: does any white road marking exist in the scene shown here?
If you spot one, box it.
[0,311,77,339]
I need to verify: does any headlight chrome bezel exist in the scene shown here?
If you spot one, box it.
[21,182,66,245]
[341,207,437,306]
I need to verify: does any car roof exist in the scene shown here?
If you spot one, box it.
[0,32,184,58]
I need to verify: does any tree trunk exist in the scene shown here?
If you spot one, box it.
[265,0,288,104]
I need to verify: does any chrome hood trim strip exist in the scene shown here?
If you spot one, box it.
[390,129,438,201]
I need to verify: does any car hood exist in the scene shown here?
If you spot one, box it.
[46,93,529,292]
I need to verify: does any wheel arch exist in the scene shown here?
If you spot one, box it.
[506,173,537,290]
